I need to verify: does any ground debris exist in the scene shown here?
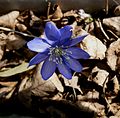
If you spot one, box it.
[0,3,120,118]
[0,11,19,28]
[79,30,107,59]
[106,38,120,71]
[103,16,120,37]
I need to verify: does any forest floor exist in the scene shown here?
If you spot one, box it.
[0,2,120,118]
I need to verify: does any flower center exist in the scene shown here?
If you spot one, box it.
[48,46,66,64]
[54,47,63,56]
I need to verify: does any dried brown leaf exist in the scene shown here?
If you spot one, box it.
[18,76,32,108]
[0,46,4,61]
[0,11,19,28]
[31,63,56,97]
[64,10,78,17]
[110,103,120,117]
[90,66,109,87]
[78,91,99,101]
[0,33,7,60]
[50,74,64,92]
[114,5,120,16]
[6,33,26,50]
[106,38,120,71]
[16,23,27,32]
[78,9,91,19]
[76,101,105,116]
[49,5,63,20]
[112,76,119,95]
[103,17,120,36]
[64,75,83,94]
[0,81,17,87]
[6,87,16,99]
[0,62,35,77]
[79,30,107,59]
[19,76,32,93]
[0,87,13,98]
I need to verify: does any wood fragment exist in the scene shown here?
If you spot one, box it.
[105,0,109,15]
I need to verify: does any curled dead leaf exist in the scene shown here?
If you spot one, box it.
[0,11,19,28]
[90,66,109,87]
[63,75,83,94]
[79,30,107,59]
[6,33,26,50]
[114,5,120,16]
[0,62,35,77]
[64,10,78,17]
[112,76,119,95]
[16,23,27,32]
[103,17,120,36]
[18,76,32,108]
[49,5,63,20]
[76,101,105,116]
[19,76,32,93]
[0,86,16,100]
[50,74,64,92]
[0,87,14,94]
[0,81,17,87]
[0,33,7,60]
[6,87,16,99]
[78,91,99,100]
[106,38,120,71]
[0,46,4,61]
[31,63,58,97]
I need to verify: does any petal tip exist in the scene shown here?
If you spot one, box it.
[28,62,33,67]
[42,75,49,80]
[84,52,90,59]
[67,76,72,80]
[41,59,56,80]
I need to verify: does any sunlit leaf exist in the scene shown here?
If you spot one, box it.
[0,62,35,77]
[50,73,64,92]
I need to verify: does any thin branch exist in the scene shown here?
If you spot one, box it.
[102,75,109,94]
[98,19,109,40]
[47,2,51,19]
[112,0,120,5]
[107,29,119,39]
[105,0,109,15]
[0,27,36,38]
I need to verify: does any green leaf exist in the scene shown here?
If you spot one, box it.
[0,62,35,77]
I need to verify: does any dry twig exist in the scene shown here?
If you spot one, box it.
[98,19,109,40]
[107,30,119,39]
[105,0,109,15]
[0,27,36,38]
[47,2,51,19]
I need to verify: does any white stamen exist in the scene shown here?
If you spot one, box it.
[65,49,72,55]
[48,46,69,64]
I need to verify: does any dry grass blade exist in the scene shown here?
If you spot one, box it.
[0,81,17,87]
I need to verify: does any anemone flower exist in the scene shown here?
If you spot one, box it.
[27,22,90,80]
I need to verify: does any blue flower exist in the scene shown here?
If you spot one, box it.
[27,22,90,80]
